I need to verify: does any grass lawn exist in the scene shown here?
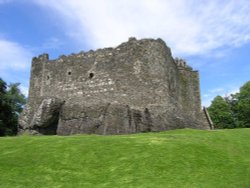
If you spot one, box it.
[0,128,249,188]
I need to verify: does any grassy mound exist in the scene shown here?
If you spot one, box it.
[0,129,249,188]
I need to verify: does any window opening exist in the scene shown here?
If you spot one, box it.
[89,73,94,79]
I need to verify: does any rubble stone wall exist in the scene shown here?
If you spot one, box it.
[18,38,210,135]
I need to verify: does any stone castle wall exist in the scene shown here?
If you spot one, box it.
[19,38,211,135]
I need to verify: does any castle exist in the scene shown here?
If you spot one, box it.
[18,37,212,135]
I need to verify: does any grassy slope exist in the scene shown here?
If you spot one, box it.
[0,129,249,188]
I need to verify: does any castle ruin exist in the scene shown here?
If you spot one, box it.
[18,37,211,135]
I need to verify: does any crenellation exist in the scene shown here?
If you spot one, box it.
[38,53,49,61]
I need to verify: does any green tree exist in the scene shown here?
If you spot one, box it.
[208,95,235,129]
[0,78,12,135]
[0,78,26,136]
[231,81,250,128]
[6,83,26,115]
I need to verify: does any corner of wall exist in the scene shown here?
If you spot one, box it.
[175,59,202,118]
[28,53,49,101]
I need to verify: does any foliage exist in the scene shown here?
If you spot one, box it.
[0,129,249,187]
[6,83,26,115]
[231,81,250,128]
[0,78,26,136]
[208,96,235,129]
[208,81,250,129]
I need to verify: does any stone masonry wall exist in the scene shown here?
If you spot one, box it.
[18,37,210,135]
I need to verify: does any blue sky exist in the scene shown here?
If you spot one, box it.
[0,0,249,106]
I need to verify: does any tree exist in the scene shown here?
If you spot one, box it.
[208,95,235,129]
[0,78,26,136]
[231,81,250,128]
[6,83,26,115]
[0,78,12,135]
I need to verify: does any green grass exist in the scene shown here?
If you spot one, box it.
[0,129,250,188]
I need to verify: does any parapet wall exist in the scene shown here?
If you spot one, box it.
[19,37,210,135]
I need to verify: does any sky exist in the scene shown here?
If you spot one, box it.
[0,0,249,106]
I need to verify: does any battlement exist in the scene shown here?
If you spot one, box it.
[32,53,49,62]
[174,57,194,70]
[19,37,210,135]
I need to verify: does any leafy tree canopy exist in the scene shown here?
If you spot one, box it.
[208,96,235,129]
[0,78,26,136]
[232,81,250,128]
[208,81,250,129]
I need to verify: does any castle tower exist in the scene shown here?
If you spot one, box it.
[19,38,211,135]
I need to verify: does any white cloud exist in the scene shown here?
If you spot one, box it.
[20,85,29,97]
[41,37,64,50]
[33,0,250,56]
[0,39,33,71]
[0,38,32,96]
[209,88,225,93]
[202,86,240,107]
